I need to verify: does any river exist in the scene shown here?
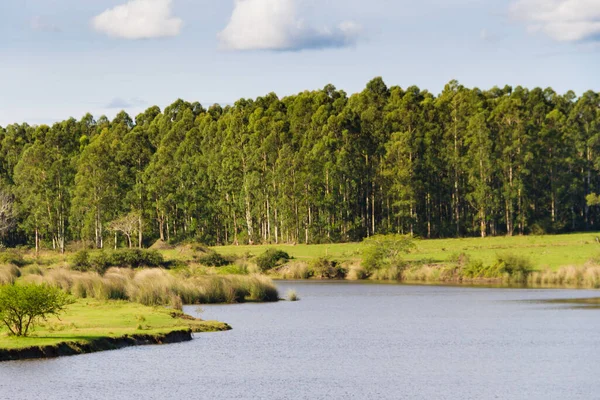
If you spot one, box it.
[1,281,600,399]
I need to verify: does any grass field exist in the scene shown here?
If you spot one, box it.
[0,299,228,350]
[212,232,600,270]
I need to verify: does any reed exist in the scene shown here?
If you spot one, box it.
[0,264,20,285]
[286,289,299,301]
[13,267,279,306]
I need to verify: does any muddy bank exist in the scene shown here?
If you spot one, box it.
[0,330,196,362]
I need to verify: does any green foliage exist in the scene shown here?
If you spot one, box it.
[0,284,73,337]
[0,250,26,267]
[71,250,91,271]
[255,249,290,272]
[109,249,164,269]
[197,251,232,267]
[362,234,414,274]
[456,253,533,282]
[1,81,600,249]
[308,257,347,279]
[71,249,164,274]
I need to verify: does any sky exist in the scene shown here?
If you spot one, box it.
[0,0,599,126]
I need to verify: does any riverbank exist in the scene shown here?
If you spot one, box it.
[0,299,230,362]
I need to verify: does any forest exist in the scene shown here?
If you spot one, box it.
[0,77,599,251]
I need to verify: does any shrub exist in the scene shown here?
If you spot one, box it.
[198,251,232,267]
[0,250,26,267]
[73,249,165,274]
[362,234,414,275]
[495,253,533,283]
[109,249,164,269]
[71,250,91,272]
[255,249,290,272]
[309,257,347,279]
[0,283,73,336]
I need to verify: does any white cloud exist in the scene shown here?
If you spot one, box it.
[218,0,362,51]
[510,0,600,42]
[92,0,183,39]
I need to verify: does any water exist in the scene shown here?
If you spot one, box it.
[1,281,600,400]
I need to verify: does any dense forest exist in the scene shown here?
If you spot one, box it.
[1,78,600,251]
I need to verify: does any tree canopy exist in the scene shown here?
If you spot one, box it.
[0,78,599,248]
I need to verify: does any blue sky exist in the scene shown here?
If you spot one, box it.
[0,0,598,126]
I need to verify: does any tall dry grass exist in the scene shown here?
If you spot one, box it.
[19,267,279,306]
[0,264,20,285]
[528,264,600,288]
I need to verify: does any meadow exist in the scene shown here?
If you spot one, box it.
[0,299,229,351]
[211,232,600,270]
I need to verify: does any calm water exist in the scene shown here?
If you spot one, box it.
[1,282,600,400]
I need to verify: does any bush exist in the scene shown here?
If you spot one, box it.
[255,249,290,272]
[362,234,414,275]
[109,249,164,269]
[0,250,26,267]
[309,257,347,279]
[198,251,232,267]
[72,249,165,274]
[495,253,533,282]
[0,284,73,337]
[71,250,91,271]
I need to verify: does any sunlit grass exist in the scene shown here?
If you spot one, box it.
[213,232,600,271]
[0,299,229,350]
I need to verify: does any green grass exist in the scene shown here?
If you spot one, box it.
[212,232,600,270]
[0,299,229,350]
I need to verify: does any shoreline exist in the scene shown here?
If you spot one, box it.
[0,300,233,363]
[272,277,600,290]
[0,322,232,362]
[0,329,194,362]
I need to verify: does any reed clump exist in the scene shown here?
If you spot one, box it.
[528,264,600,288]
[0,264,20,285]
[287,289,299,301]
[277,261,311,279]
[14,267,279,306]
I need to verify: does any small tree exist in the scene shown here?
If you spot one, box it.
[108,213,139,249]
[362,234,415,273]
[0,284,74,337]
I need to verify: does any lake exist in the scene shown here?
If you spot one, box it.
[1,281,600,399]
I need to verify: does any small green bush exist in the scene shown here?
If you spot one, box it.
[72,249,165,274]
[255,249,290,272]
[71,250,91,271]
[0,250,26,267]
[495,253,533,283]
[198,251,232,267]
[0,283,73,337]
[362,234,414,274]
[309,257,347,279]
[109,249,164,269]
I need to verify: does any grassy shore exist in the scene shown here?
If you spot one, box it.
[0,299,229,351]
[211,232,600,270]
[3,232,600,290]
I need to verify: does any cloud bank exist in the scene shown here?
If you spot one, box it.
[218,0,361,51]
[510,0,600,42]
[92,0,183,39]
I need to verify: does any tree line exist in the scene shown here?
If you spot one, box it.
[1,78,599,251]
